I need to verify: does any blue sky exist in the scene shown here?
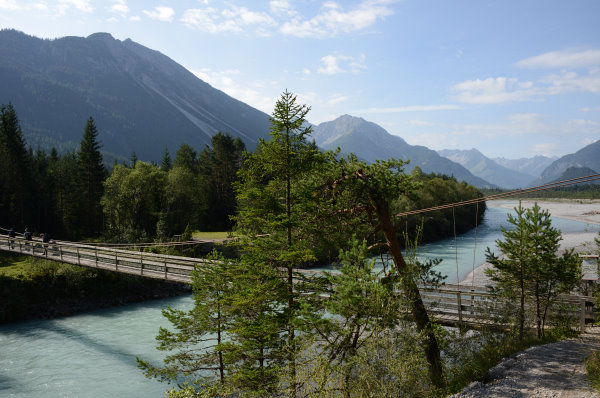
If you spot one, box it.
[1,0,599,159]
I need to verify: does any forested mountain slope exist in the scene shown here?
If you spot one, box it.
[0,29,271,161]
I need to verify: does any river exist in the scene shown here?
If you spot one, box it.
[1,203,598,397]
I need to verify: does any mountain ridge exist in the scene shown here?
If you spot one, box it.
[438,148,536,189]
[313,115,494,188]
[0,29,271,161]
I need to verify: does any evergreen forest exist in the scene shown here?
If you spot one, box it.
[0,101,483,250]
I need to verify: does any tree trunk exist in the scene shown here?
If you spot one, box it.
[285,126,297,398]
[372,197,445,389]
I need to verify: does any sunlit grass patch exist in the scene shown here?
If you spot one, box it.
[191,231,231,240]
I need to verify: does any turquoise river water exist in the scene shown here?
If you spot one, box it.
[1,202,598,397]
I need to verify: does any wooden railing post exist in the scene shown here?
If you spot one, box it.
[115,252,118,271]
[164,257,168,280]
[60,246,63,261]
[140,252,143,275]
[580,297,587,333]
[77,247,80,265]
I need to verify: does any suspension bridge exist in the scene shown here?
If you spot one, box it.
[1,233,595,331]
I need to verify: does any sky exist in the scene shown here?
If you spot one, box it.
[1,0,599,159]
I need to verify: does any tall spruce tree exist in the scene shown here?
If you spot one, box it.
[160,146,172,172]
[234,91,321,396]
[78,117,107,236]
[0,103,31,229]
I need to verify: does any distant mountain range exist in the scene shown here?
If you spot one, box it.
[536,140,600,184]
[438,148,534,189]
[492,155,557,179]
[2,29,596,190]
[0,29,271,161]
[312,115,494,188]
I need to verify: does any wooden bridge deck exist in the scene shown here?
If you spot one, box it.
[1,234,595,330]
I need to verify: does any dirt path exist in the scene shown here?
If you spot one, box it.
[452,326,600,398]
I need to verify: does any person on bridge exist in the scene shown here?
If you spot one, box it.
[8,227,15,249]
[24,228,32,243]
[41,232,51,255]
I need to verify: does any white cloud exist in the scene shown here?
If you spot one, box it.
[327,94,347,105]
[107,17,118,23]
[110,0,128,15]
[408,120,436,126]
[357,104,461,113]
[58,0,93,13]
[579,106,600,112]
[317,53,366,75]
[182,6,276,35]
[0,0,21,10]
[189,67,276,113]
[516,49,600,69]
[541,69,600,95]
[451,77,537,104]
[530,142,558,156]
[280,0,395,38]
[130,15,140,21]
[269,0,296,16]
[143,6,175,22]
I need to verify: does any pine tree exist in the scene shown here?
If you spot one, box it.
[160,146,172,172]
[78,117,107,236]
[486,202,581,339]
[0,103,32,229]
[234,90,322,397]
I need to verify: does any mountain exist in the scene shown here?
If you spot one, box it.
[438,148,534,189]
[553,166,599,184]
[312,115,494,188]
[0,29,271,161]
[492,155,557,179]
[537,140,600,184]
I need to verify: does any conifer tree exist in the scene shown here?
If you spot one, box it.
[0,103,31,229]
[234,90,322,397]
[486,202,581,339]
[160,146,172,172]
[78,117,107,236]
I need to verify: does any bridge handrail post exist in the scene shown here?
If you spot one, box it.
[77,247,80,265]
[115,252,118,271]
[140,252,143,276]
[164,257,167,280]
[95,248,98,267]
[457,291,463,324]
[60,245,63,261]
[580,297,587,332]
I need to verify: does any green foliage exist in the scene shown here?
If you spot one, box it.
[0,103,32,230]
[401,170,486,244]
[102,162,166,239]
[0,252,184,324]
[78,117,107,236]
[485,202,581,339]
[444,331,565,394]
[587,350,600,393]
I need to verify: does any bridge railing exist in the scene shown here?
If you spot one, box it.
[1,233,595,331]
[0,234,201,283]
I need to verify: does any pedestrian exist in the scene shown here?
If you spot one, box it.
[42,232,50,255]
[8,227,15,249]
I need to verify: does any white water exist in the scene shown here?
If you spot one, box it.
[1,203,597,397]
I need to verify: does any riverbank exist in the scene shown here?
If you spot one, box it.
[0,253,191,324]
[460,199,600,286]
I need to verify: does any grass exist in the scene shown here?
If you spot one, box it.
[0,253,32,278]
[192,231,231,240]
[586,351,600,392]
